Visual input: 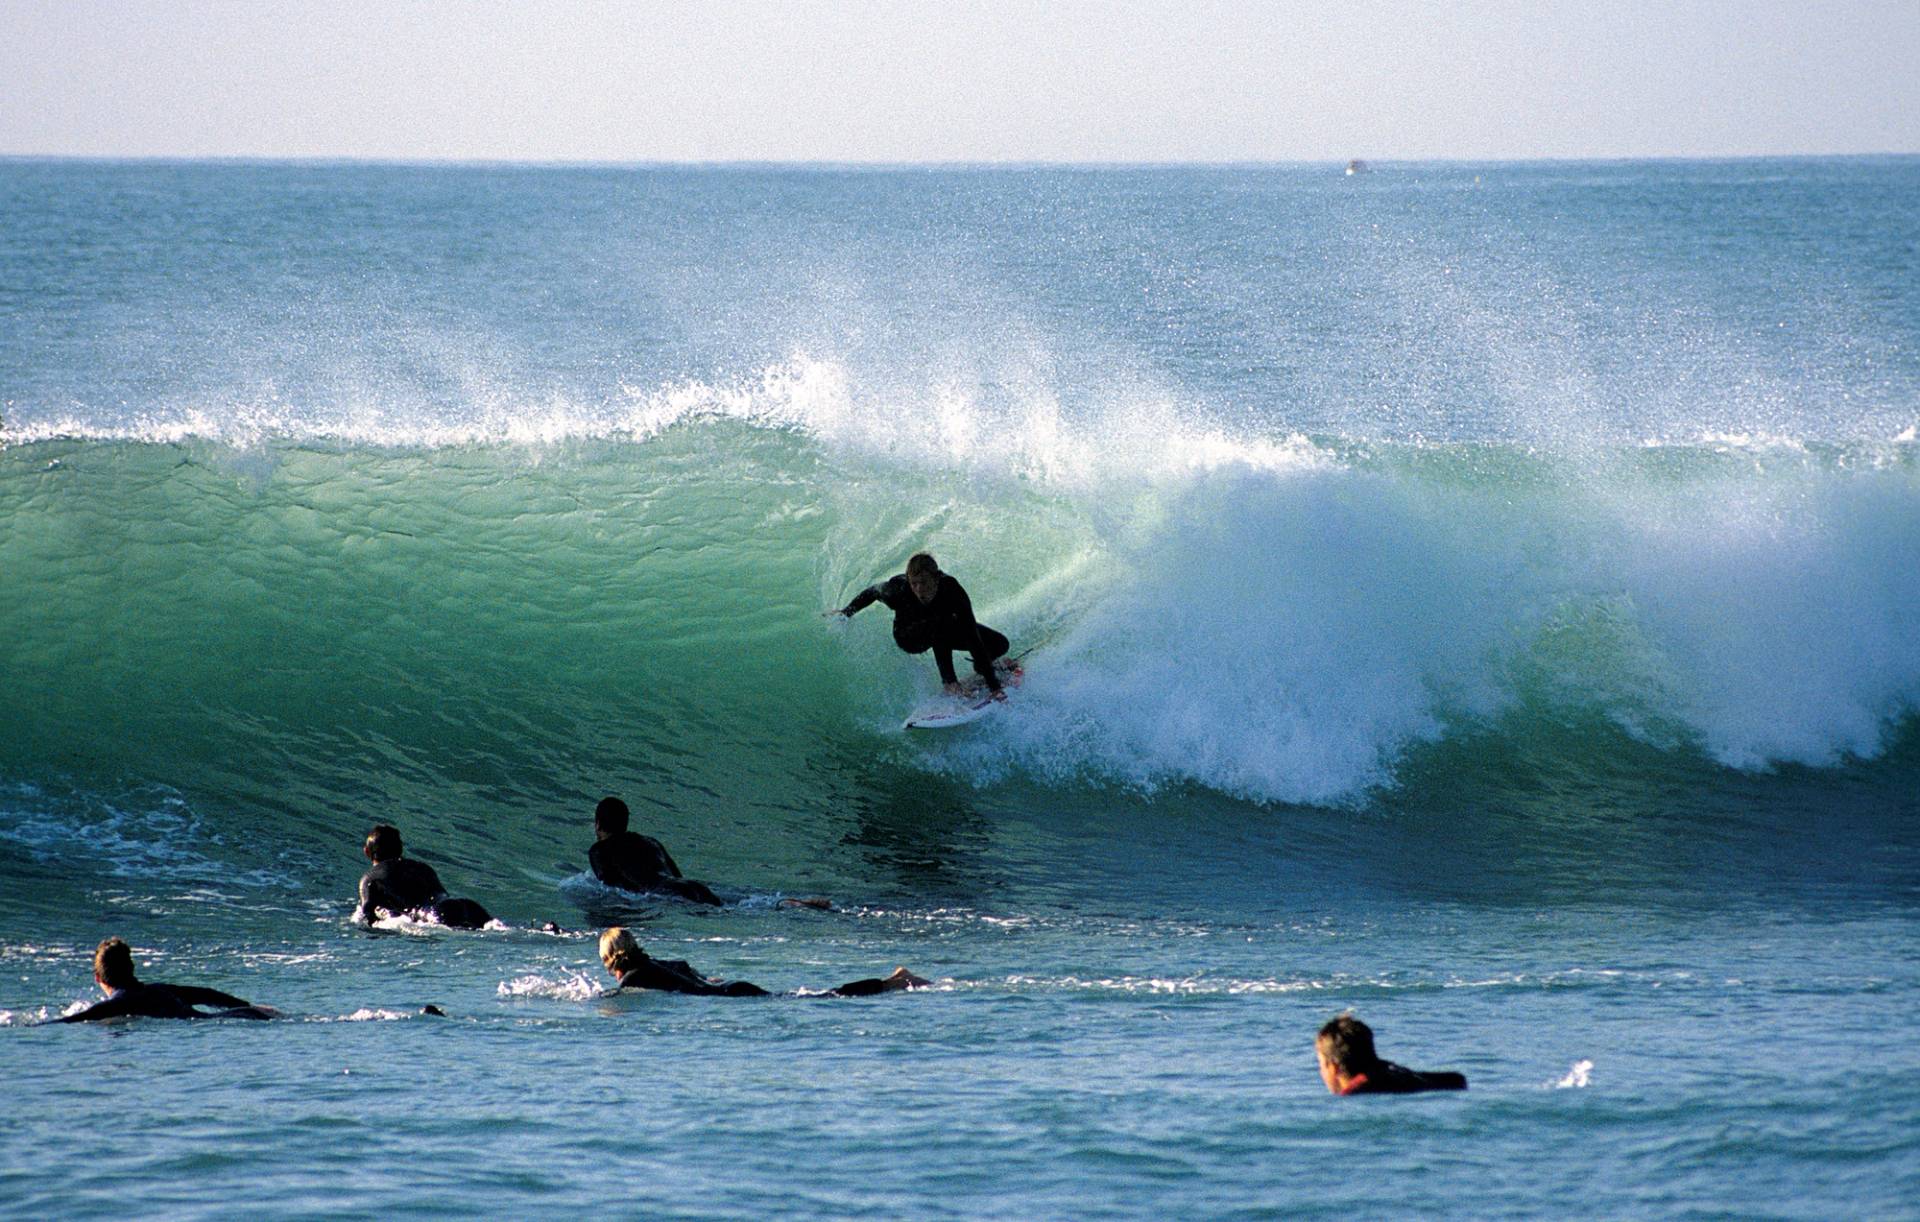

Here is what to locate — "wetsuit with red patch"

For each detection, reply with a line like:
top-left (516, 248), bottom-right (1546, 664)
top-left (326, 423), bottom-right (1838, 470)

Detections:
top-left (1337, 1061), bottom-right (1468, 1094)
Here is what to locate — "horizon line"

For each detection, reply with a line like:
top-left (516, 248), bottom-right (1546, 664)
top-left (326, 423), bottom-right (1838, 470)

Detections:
top-left (2, 150), bottom-right (1916, 172)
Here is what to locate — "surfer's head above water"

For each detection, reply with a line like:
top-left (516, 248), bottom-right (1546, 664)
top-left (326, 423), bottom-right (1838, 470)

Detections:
top-left (93, 937), bottom-right (136, 992)
top-left (598, 926), bottom-right (646, 975)
top-left (363, 824), bottom-right (403, 864)
top-left (1316, 1014), bottom-right (1379, 1082)
top-left (593, 796), bottom-right (629, 838)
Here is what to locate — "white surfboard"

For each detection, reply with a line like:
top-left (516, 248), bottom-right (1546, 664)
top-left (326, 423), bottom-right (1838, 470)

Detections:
top-left (903, 661), bottom-right (1024, 731)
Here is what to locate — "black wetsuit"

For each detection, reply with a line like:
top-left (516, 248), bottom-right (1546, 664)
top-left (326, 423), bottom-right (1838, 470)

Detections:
top-left (845, 573), bottom-right (1009, 689)
top-left (589, 831), bottom-right (724, 906)
top-left (357, 858), bottom-right (493, 929)
top-left (615, 956), bottom-right (902, 999)
top-left (50, 981), bottom-right (272, 1023)
top-left (1340, 1061), bottom-right (1468, 1095)
top-left (616, 957), bottom-right (770, 997)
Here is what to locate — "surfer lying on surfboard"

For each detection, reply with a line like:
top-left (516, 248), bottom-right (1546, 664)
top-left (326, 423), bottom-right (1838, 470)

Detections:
top-left (834, 552), bottom-right (1011, 698)
top-left (355, 824), bottom-right (495, 928)
top-left (599, 927), bottom-right (929, 998)
top-left (40, 937), bottom-right (279, 1023)
top-left (588, 796), bottom-right (831, 909)
top-left (589, 796), bottom-right (724, 905)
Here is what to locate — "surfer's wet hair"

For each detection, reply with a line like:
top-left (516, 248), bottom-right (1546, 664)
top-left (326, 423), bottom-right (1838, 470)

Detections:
top-left (93, 937), bottom-right (136, 990)
top-left (1317, 1014), bottom-right (1380, 1073)
top-left (593, 796), bottom-right (629, 834)
top-left (364, 824), bottom-right (403, 863)
top-left (599, 926), bottom-right (644, 974)
top-left (906, 552), bottom-right (939, 578)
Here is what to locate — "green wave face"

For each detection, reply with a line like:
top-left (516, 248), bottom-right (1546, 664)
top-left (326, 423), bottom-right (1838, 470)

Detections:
top-left (8, 416), bottom-right (1918, 844)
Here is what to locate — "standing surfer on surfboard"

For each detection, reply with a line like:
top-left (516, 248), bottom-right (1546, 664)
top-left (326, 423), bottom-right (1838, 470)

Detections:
top-left (835, 552), bottom-right (1011, 698)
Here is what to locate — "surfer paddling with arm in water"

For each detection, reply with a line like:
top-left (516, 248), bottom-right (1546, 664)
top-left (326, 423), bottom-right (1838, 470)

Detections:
top-left (598, 927), bottom-right (928, 998)
top-left (835, 552), bottom-right (1011, 698)
top-left (41, 938), bottom-right (278, 1023)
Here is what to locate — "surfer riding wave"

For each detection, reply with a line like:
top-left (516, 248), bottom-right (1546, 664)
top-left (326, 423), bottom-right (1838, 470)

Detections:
top-left (836, 552), bottom-right (1010, 697)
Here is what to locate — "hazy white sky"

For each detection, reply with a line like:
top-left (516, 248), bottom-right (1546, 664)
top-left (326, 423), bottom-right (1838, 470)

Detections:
top-left (3, 0), bottom-right (1916, 163)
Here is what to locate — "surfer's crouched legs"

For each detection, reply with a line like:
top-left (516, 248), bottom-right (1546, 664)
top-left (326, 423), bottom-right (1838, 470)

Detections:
top-left (968, 626), bottom-right (1010, 681)
top-left (892, 620), bottom-right (936, 655)
top-left (892, 622), bottom-right (1010, 685)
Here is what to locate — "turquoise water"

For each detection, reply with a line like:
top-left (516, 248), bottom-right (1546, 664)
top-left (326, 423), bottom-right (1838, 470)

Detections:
top-left (2, 158), bottom-right (1917, 1218)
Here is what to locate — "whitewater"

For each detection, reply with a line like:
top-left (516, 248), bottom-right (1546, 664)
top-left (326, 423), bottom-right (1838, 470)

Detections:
top-left (2, 157), bottom-right (1916, 1218)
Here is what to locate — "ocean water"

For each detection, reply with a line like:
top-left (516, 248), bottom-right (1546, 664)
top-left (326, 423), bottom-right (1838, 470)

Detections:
top-left (2, 157), bottom-right (1917, 1218)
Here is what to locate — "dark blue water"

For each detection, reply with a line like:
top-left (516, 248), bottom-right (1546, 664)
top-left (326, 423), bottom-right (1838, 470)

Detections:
top-left (2, 157), bottom-right (1917, 1218)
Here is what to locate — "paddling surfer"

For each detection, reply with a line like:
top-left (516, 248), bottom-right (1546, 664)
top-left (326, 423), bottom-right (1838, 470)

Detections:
top-left (587, 796), bottom-right (830, 909)
top-left (588, 797), bottom-right (724, 905)
top-left (598, 927), bottom-right (928, 998)
top-left (42, 937), bottom-right (278, 1023)
top-left (1315, 1014), bottom-right (1467, 1095)
top-left (354, 824), bottom-right (495, 928)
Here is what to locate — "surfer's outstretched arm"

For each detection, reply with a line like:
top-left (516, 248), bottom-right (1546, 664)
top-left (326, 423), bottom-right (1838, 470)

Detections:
top-left (354, 872), bottom-right (382, 923)
top-left (165, 983), bottom-right (253, 1010)
top-left (933, 644), bottom-right (962, 689)
top-left (838, 583), bottom-right (884, 617)
top-left (43, 993), bottom-right (150, 1024)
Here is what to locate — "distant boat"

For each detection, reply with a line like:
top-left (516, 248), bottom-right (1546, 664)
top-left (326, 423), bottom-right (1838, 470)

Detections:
top-left (1345, 159), bottom-right (1369, 176)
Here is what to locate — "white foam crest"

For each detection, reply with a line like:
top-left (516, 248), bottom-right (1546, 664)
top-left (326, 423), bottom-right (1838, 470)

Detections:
top-left (3, 354), bottom-right (1337, 488)
top-left (364, 912), bottom-right (509, 934)
top-left (1651, 431), bottom-right (1809, 454)
top-left (999, 973), bottom-right (1323, 996)
top-left (2, 360), bottom-right (825, 450)
top-left (333, 1008), bottom-right (416, 1023)
top-left (905, 437), bottom-right (1919, 800)
top-left (0, 1007), bottom-right (57, 1026)
top-left (0, 783), bottom-right (292, 887)
top-left (1552, 1059), bottom-right (1595, 1089)
top-left (5, 392), bottom-right (629, 450)
top-left (556, 869), bottom-right (725, 909)
top-left (930, 459), bottom-right (1528, 805)
top-left (1604, 466), bottom-right (1920, 767)
top-left (497, 972), bottom-right (603, 1002)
